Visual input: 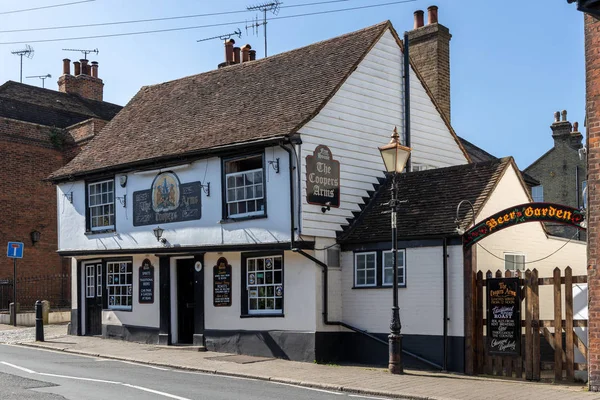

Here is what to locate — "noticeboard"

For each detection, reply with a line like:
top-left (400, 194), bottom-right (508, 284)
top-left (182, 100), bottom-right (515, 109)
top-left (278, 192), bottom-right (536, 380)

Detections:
top-left (139, 259), bottom-right (155, 304)
top-left (213, 257), bottom-right (232, 307)
top-left (486, 277), bottom-right (521, 356)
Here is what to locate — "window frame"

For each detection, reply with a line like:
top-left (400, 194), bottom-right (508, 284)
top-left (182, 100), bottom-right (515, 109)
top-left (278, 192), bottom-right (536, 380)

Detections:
top-left (86, 178), bottom-right (116, 233)
top-left (532, 185), bottom-right (543, 203)
top-left (354, 252), bottom-right (378, 288)
top-left (221, 153), bottom-right (267, 221)
top-left (240, 251), bottom-right (284, 318)
top-left (382, 249), bottom-right (406, 287)
top-left (106, 259), bottom-right (133, 311)
top-left (504, 252), bottom-right (526, 271)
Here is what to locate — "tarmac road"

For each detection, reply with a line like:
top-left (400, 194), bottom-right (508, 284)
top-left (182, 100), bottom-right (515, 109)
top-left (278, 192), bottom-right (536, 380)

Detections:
top-left (0, 344), bottom-right (397, 400)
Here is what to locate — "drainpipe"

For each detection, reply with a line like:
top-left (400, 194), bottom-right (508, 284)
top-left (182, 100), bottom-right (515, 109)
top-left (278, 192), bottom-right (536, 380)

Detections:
top-left (443, 237), bottom-right (449, 372)
top-left (279, 143), bottom-right (296, 249)
top-left (576, 165), bottom-right (581, 241)
top-left (404, 32), bottom-right (411, 172)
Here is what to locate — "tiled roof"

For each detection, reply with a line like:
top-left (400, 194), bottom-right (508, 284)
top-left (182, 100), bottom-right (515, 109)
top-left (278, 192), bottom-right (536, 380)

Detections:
top-left (339, 158), bottom-right (512, 243)
top-left (0, 81), bottom-right (122, 128)
top-left (49, 22), bottom-right (390, 181)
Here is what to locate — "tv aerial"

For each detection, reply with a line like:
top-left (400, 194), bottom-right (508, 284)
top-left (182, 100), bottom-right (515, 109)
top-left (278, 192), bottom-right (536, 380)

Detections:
top-left (26, 74), bottom-right (52, 88)
top-left (246, 0), bottom-right (281, 57)
top-left (11, 44), bottom-right (34, 83)
top-left (197, 28), bottom-right (242, 43)
top-left (62, 48), bottom-right (99, 60)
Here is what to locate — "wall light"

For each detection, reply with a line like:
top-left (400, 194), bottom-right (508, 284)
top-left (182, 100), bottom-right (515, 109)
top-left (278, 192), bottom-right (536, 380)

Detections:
top-left (64, 192), bottom-right (73, 204)
top-left (153, 226), bottom-right (166, 243)
top-left (30, 230), bottom-right (41, 246)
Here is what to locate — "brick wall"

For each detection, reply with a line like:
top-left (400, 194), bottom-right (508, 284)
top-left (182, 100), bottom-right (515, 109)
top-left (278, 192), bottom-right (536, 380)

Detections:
top-left (57, 70), bottom-right (104, 101)
top-left (0, 118), bottom-right (68, 306)
top-left (63, 118), bottom-right (108, 160)
top-left (585, 11), bottom-right (600, 391)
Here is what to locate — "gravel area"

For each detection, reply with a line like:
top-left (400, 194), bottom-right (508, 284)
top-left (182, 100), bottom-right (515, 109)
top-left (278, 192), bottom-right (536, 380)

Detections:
top-left (0, 324), bottom-right (69, 344)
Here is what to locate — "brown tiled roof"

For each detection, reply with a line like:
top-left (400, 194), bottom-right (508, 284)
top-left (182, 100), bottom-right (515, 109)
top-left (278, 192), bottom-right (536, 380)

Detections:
top-left (49, 22), bottom-right (390, 181)
top-left (339, 158), bottom-right (513, 243)
top-left (0, 81), bottom-right (122, 128)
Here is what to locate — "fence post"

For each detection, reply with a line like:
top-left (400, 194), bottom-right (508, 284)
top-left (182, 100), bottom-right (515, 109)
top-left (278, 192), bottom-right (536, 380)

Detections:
top-left (554, 267), bottom-right (563, 381)
top-left (565, 267), bottom-right (574, 381)
top-left (525, 269), bottom-right (533, 380)
top-left (476, 271), bottom-right (484, 374)
top-left (532, 268), bottom-right (540, 381)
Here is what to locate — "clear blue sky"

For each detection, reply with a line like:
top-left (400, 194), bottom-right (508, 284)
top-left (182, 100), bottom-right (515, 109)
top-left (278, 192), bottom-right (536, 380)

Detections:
top-left (0, 0), bottom-right (585, 169)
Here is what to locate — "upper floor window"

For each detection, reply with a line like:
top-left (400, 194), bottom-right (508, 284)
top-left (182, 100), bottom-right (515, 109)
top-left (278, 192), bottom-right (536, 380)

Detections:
top-left (504, 253), bottom-right (525, 271)
top-left (88, 180), bottom-right (115, 231)
top-left (224, 155), bottom-right (265, 218)
top-left (532, 185), bottom-right (543, 202)
top-left (382, 250), bottom-right (406, 286)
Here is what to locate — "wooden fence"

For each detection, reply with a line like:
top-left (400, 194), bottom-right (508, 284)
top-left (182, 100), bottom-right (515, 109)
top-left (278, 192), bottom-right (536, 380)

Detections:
top-left (475, 267), bottom-right (587, 381)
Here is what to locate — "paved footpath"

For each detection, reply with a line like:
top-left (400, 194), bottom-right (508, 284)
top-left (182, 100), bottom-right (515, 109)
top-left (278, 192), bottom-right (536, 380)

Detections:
top-left (0, 324), bottom-right (599, 400)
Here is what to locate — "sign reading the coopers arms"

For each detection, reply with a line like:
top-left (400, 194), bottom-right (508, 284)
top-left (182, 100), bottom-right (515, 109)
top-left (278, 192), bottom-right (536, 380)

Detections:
top-left (133, 172), bottom-right (202, 226)
top-left (305, 145), bottom-right (340, 207)
top-left (463, 203), bottom-right (585, 248)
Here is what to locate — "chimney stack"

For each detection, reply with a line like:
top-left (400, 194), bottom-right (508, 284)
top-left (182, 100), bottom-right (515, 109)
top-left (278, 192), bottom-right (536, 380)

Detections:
top-left (414, 10), bottom-right (424, 29)
top-left (551, 110), bottom-right (582, 150)
top-left (58, 58), bottom-right (104, 101)
top-left (407, 5), bottom-right (452, 121)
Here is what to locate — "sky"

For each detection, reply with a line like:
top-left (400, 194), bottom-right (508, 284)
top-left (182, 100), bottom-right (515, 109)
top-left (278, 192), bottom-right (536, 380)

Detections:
top-left (0, 0), bottom-right (585, 169)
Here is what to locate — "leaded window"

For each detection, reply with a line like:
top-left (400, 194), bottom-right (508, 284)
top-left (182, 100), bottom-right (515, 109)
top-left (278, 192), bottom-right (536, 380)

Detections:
top-left (107, 261), bottom-right (132, 310)
top-left (247, 255), bottom-right (283, 314)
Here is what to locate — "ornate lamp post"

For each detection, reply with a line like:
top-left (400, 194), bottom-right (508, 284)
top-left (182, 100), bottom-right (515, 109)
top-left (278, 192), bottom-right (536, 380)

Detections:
top-left (378, 126), bottom-right (412, 374)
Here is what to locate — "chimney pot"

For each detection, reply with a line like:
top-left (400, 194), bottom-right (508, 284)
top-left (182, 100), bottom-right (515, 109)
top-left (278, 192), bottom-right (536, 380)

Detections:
top-left (241, 44), bottom-right (252, 62)
top-left (427, 5), bottom-right (439, 24)
top-left (80, 59), bottom-right (89, 75)
top-left (73, 61), bottom-right (81, 76)
top-left (233, 47), bottom-right (241, 64)
top-left (574, 121), bottom-right (579, 132)
top-left (91, 61), bottom-right (99, 78)
top-left (62, 58), bottom-right (71, 75)
top-left (224, 39), bottom-right (235, 65)
top-left (561, 109), bottom-right (568, 122)
top-left (414, 10), bottom-right (424, 29)
top-left (249, 49), bottom-right (256, 61)
top-left (554, 111), bottom-right (561, 122)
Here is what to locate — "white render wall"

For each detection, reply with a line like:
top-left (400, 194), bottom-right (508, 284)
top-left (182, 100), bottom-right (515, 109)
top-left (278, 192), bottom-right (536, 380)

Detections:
top-left (340, 244), bottom-right (464, 337)
top-left (57, 146), bottom-right (292, 252)
top-left (204, 251), bottom-right (318, 332)
top-left (299, 29), bottom-right (467, 238)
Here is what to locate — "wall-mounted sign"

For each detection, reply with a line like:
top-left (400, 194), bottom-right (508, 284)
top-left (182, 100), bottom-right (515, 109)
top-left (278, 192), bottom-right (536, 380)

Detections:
top-left (213, 257), bottom-right (232, 307)
top-left (463, 202), bottom-right (586, 248)
top-left (487, 278), bottom-right (521, 356)
top-left (138, 259), bottom-right (154, 304)
top-left (306, 145), bottom-right (340, 207)
top-left (133, 172), bottom-right (202, 226)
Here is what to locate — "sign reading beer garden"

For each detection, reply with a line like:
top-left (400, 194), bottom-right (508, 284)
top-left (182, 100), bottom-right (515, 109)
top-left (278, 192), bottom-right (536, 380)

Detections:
top-left (463, 203), bottom-right (585, 248)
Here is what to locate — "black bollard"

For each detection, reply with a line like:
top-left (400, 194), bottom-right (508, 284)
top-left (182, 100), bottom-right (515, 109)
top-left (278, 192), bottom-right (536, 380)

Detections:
top-left (35, 300), bottom-right (44, 342)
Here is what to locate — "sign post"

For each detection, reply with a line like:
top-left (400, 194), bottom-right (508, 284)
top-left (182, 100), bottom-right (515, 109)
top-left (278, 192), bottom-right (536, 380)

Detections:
top-left (6, 242), bottom-right (24, 327)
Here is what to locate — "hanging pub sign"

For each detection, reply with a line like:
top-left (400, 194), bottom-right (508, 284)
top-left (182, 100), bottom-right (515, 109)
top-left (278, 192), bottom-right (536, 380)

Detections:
top-left (133, 172), bottom-right (203, 226)
top-left (138, 259), bottom-right (155, 304)
top-left (213, 257), bottom-right (232, 307)
top-left (486, 277), bottom-right (521, 356)
top-left (463, 202), bottom-right (586, 248)
top-left (305, 145), bottom-right (340, 207)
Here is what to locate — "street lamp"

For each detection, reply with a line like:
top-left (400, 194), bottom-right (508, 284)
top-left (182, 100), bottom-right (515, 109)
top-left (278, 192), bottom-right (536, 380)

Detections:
top-left (378, 126), bottom-right (412, 374)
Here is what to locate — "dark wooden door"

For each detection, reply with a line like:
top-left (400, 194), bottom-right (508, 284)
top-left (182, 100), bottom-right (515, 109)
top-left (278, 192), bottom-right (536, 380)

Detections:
top-left (177, 259), bottom-right (195, 344)
top-left (85, 262), bottom-right (103, 336)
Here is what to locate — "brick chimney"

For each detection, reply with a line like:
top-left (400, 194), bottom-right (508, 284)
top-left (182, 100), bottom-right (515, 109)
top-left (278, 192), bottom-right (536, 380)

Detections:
top-left (57, 58), bottom-right (104, 101)
top-left (407, 5), bottom-right (452, 121)
top-left (550, 110), bottom-right (582, 150)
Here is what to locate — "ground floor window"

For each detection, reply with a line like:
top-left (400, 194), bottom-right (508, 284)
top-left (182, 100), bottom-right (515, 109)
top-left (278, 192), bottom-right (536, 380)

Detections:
top-left (242, 253), bottom-right (283, 315)
top-left (504, 253), bottom-right (525, 271)
top-left (107, 261), bottom-right (133, 310)
top-left (353, 249), bottom-right (407, 289)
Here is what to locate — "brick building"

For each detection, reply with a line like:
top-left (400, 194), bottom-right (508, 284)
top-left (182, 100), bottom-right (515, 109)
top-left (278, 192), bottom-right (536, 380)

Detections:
top-left (524, 110), bottom-right (586, 239)
top-left (0, 59), bottom-right (121, 309)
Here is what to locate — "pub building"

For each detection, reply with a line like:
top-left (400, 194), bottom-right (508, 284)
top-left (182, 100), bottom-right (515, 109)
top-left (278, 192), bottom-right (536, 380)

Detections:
top-left (49, 20), bottom-right (586, 371)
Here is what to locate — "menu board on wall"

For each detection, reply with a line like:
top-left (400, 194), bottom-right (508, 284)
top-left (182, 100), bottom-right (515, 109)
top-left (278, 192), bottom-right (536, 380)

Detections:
top-left (486, 277), bottom-right (521, 356)
top-left (213, 257), bottom-right (232, 307)
top-left (139, 259), bottom-right (154, 304)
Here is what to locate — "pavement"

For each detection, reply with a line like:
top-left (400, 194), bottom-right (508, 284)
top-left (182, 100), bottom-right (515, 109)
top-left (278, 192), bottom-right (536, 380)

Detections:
top-left (1, 323), bottom-right (599, 400)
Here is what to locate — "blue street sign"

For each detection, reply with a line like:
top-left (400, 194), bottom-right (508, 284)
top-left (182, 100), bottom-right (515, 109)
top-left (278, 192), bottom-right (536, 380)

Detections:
top-left (7, 242), bottom-right (24, 259)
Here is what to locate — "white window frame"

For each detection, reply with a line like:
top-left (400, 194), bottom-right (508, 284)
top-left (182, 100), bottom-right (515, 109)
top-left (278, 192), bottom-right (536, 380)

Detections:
top-left (532, 185), bottom-right (543, 202)
top-left (504, 253), bottom-right (526, 271)
top-left (246, 255), bottom-right (283, 315)
top-left (88, 179), bottom-right (115, 231)
top-left (85, 264), bottom-right (95, 298)
top-left (382, 250), bottom-right (406, 287)
top-left (354, 252), bottom-right (377, 287)
top-left (106, 261), bottom-right (132, 311)
top-left (224, 155), bottom-right (265, 219)
top-left (96, 263), bottom-right (102, 298)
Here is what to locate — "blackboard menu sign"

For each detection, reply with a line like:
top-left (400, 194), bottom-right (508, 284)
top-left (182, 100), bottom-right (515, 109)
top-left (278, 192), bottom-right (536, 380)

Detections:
top-left (306, 145), bottom-right (340, 208)
top-left (133, 172), bottom-right (202, 226)
top-left (213, 257), bottom-right (232, 307)
top-left (139, 259), bottom-right (154, 304)
top-left (487, 277), bottom-right (521, 356)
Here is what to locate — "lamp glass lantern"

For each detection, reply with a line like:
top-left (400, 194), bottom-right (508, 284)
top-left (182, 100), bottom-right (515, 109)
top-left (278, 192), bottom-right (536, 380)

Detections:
top-left (30, 230), bottom-right (41, 245)
top-left (153, 226), bottom-right (164, 242)
top-left (378, 127), bottom-right (412, 173)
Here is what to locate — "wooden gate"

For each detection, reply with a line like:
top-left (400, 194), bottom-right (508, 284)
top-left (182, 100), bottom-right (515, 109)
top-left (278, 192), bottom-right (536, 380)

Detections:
top-left (474, 267), bottom-right (587, 381)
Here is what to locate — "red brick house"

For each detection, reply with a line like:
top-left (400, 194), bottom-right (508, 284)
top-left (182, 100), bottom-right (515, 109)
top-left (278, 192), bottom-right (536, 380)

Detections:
top-left (0, 59), bottom-right (121, 309)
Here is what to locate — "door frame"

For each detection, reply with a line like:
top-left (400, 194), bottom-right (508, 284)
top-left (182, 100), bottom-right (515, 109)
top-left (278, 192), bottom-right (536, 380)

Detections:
top-left (81, 259), bottom-right (102, 336)
top-left (169, 254), bottom-right (205, 345)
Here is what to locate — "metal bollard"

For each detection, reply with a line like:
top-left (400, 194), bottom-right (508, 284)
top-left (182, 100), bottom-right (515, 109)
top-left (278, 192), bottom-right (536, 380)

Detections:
top-left (35, 300), bottom-right (44, 342)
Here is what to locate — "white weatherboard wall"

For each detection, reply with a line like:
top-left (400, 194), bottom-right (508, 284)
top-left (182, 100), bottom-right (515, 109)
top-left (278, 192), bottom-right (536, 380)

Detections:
top-left (341, 245), bottom-right (464, 337)
top-left (204, 251), bottom-right (318, 332)
top-left (299, 29), bottom-right (467, 238)
top-left (57, 146), bottom-right (290, 252)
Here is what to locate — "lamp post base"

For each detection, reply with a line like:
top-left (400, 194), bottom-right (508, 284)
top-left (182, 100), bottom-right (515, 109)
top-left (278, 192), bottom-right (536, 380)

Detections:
top-left (388, 333), bottom-right (403, 374)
